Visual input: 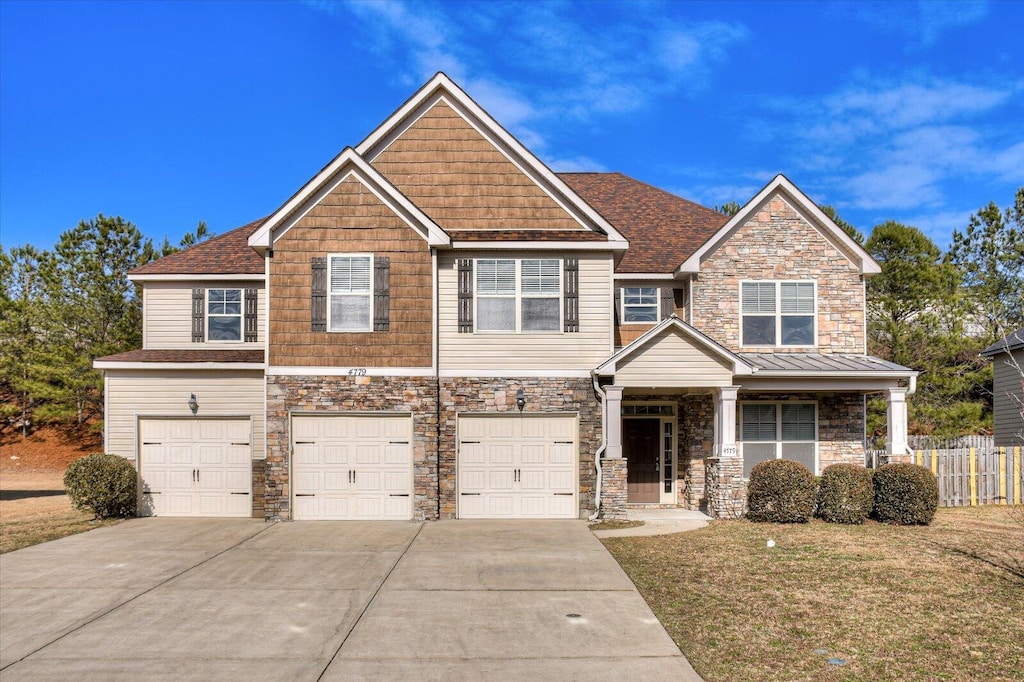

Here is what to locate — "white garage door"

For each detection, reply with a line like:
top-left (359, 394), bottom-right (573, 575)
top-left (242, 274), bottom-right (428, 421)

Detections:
top-left (291, 415), bottom-right (413, 520)
top-left (458, 415), bottom-right (577, 519)
top-left (139, 418), bottom-right (252, 517)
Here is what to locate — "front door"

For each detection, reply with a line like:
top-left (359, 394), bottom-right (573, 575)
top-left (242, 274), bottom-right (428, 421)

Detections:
top-left (624, 418), bottom-right (660, 503)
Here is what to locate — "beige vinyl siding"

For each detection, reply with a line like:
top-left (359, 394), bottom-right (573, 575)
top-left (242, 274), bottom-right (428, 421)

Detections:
top-left (992, 349), bottom-right (1024, 447)
top-left (438, 251), bottom-right (613, 371)
top-left (615, 328), bottom-right (733, 387)
top-left (143, 282), bottom-right (266, 349)
top-left (105, 370), bottom-right (265, 460)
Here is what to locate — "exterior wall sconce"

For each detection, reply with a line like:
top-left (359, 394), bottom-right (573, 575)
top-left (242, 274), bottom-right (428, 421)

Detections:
top-left (188, 393), bottom-right (199, 415)
top-left (516, 387), bottom-right (526, 412)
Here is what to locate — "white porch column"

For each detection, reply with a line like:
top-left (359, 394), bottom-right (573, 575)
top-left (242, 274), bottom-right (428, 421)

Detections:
top-left (714, 386), bottom-right (739, 458)
top-left (886, 387), bottom-right (909, 457)
top-left (604, 385), bottom-right (624, 459)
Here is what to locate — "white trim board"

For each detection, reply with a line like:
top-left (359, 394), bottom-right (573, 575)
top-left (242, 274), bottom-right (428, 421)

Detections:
top-left (130, 273), bottom-right (266, 283)
top-left (266, 367), bottom-right (435, 377)
top-left (95, 362), bottom-right (266, 371)
top-left (451, 240), bottom-right (626, 251)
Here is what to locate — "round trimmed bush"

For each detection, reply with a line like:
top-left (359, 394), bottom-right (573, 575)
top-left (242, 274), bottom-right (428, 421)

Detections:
top-left (816, 463), bottom-right (874, 524)
top-left (63, 453), bottom-right (137, 519)
top-left (872, 463), bottom-right (938, 525)
top-left (746, 459), bottom-right (817, 523)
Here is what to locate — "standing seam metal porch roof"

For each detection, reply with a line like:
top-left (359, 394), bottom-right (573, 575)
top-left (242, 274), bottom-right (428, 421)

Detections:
top-left (739, 353), bottom-right (915, 375)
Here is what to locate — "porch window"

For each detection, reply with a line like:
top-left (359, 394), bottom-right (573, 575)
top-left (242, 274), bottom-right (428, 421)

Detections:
top-left (622, 287), bottom-right (659, 322)
top-left (328, 254), bottom-right (372, 331)
top-left (741, 281), bottom-right (815, 346)
top-left (740, 402), bottom-right (817, 477)
top-left (476, 258), bottom-right (561, 332)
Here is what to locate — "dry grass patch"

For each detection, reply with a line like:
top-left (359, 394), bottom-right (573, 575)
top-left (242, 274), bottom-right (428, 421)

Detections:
top-left (1, 510), bottom-right (119, 554)
top-left (603, 507), bottom-right (1024, 681)
top-left (588, 519), bottom-right (645, 530)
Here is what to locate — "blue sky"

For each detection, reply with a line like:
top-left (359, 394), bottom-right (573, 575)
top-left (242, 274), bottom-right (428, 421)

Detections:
top-left (1, 0), bottom-right (1021, 252)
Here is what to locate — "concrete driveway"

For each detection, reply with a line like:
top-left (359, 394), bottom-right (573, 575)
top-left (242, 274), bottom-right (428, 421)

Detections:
top-left (0, 518), bottom-right (700, 680)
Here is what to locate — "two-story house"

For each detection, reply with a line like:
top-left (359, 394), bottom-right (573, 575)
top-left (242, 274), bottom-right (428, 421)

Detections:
top-left (94, 73), bottom-right (917, 521)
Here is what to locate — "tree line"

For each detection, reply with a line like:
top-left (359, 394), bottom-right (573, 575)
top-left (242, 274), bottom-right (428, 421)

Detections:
top-left (2, 190), bottom-right (1022, 442)
top-left (0, 217), bottom-right (211, 437)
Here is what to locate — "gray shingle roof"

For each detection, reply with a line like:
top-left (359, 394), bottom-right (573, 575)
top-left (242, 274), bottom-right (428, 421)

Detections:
top-left (740, 353), bottom-right (914, 375)
top-left (980, 328), bottom-right (1024, 357)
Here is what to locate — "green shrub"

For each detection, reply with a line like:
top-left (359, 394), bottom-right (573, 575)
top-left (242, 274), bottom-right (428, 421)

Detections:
top-left (746, 459), bottom-right (817, 523)
top-left (816, 463), bottom-right (874, 524)
top-left (872, 463), bottom-right (938, 525)
top-left (63, 454), bottom-right (138, 519)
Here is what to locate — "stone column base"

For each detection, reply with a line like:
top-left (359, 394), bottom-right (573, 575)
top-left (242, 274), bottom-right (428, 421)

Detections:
top-left (706, 456), bottom-right (745, 519)
top-left (599, 458), bottom-right (628, 519)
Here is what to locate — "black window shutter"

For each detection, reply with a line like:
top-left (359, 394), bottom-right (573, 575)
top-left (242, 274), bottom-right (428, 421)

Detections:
top-left (613, 287), bottom-right (621, 326)
top-left (244, 288), bottom-right (258, 342)
top-left (373, 256), bottom-right (390, 332)
top-left (192, 288), bottom-right (205, 342)
top-left (661, 287), bottom-right (675, 320)
top-left (458, 258), bottom-right (473, 333)
top-left (311, 257), bottom-right (327, 332)
top-left (563, 257), bottom-right (579, 332)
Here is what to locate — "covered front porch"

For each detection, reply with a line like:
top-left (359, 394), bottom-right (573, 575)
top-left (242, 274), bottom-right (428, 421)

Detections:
top-left (593, 317), bottom-right (917, 519)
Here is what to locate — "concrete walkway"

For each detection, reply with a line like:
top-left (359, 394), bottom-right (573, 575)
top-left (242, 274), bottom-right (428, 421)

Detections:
top-left (0, 518), bottom-right (701, 680)
top-left (591, 508), bottom-right (712, 538)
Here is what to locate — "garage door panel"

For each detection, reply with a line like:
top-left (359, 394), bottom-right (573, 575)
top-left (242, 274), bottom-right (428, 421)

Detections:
top-left (356, 444), bottom-right (382, 466)
top-left (323, 445), bottom-right (349, 465)
top-left (291, 415), bottom-right (413, 520)
top-left (457, 416), bottom-right (577, 519)
top-left (168, 446), bottom-right (192, 466)
top-left (294, 444), bottom-right (319, 466)
top-left (164, 494), bottom-right (194, 515)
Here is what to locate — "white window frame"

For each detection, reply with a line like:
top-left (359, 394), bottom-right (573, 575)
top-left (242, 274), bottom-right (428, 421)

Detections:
top-left (620, 286), bottom-right (660, 324)
top-left (739, 280), bottom-right (817, 347)
top-left (738, 401), bottom-right (819, 475)
top-left (206, 288), bottom-right (243, 343)
top-left (474, 258), bottom-right (562, 334)
top-left (327, 253), bottom-right (373, 333)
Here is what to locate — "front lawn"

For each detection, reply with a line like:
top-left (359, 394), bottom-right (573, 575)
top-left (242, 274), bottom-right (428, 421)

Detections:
top-left (602, 507), bottom-right (1024, 681)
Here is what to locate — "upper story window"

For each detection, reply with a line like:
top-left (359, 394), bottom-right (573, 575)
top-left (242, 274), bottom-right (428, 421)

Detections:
top-left (622, 286), bottom-right (659, 322)
top-left (740, 402), bottom-right (817, 476)
top-left (207, 289), bottom-right (242, 341)
top-left (476, 258), bottom-right (561, 332)
top-left (329, 254), bottom-right (372, 332)
top-left (741, 281), bottom-right (815, 346)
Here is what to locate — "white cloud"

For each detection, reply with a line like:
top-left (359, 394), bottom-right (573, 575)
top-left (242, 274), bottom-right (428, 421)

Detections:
top-left (850, 0), bottom-right (989, 49)
top-left (305, 0), bottom-right (748, 152)
top-left (544, 155), bottom-right (609, 173)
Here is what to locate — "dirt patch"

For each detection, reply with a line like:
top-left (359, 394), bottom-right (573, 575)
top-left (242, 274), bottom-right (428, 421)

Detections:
top-left (0, 425), bottom-right (101, 473)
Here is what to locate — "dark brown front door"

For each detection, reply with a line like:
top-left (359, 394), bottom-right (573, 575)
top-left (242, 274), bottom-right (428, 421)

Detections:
top-left (624, 418), bottom-right (660, 503)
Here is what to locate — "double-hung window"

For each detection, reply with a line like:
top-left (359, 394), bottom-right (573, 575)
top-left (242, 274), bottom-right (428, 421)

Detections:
top-left (207, 289), bottom-right (242, 341)
top-left (740, 402), bottom-right (817, 477)
top-left (329, 254), bottom-right (372, 332)
top-left (476, 258), bottom-right (561, 332)
top-left (622, 287), bottom-right (659, 322)
top-left (741, 281), bottom-right (815, 346)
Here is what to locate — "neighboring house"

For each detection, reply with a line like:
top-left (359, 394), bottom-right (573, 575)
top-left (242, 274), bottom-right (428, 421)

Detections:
top-left (981, 328), bottom-right (1024, 447)
top-left (94, 73), bottom-right (917, 521)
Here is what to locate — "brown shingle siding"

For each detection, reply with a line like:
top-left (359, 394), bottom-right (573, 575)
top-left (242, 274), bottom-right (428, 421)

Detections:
top-left (270, 175), bottom-right (433, 368)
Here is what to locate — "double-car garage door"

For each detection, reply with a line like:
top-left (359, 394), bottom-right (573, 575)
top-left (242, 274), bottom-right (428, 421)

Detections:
top-left (458, 415), bottom-right (578, 519)
top-left (138, 418), bottom-right (252, 517)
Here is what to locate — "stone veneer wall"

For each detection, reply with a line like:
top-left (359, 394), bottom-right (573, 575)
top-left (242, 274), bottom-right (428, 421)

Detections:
top-left (599, 458), bottom-right (628, 519)
top-left (740, 392), bottom-right (866, 471)
top-left (691, 191), bottom-right (865, 354)
top-left (439, 378), bottom-right (600, 519)
top-left (251, 461), bottom-right (266, 519)
top-left (680, 394), bottom-right (715, 510)
top-left (265, 376), bottom-right (439, 521)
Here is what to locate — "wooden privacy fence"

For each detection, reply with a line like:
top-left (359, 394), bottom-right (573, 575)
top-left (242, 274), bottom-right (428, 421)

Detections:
top-left (914, 446), bottom-right (1023, 507)
top-left (866, 443), bottom-right (1023, 507)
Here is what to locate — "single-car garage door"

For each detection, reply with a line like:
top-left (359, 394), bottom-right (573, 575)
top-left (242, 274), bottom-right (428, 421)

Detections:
top-left (458, 415), bottom-right (577, 519)
top-left (138, 418), bottom-right (253, 517)
top-left (292, 415), bottom-right (413, 520)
